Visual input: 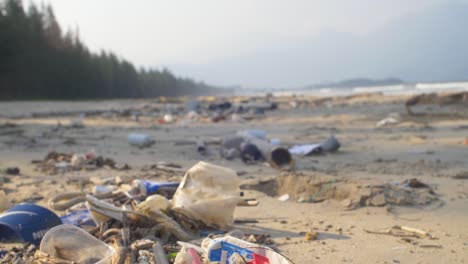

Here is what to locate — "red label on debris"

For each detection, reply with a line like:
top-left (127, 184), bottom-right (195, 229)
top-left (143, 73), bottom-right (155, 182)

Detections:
top-left (250, 253), bottom-right (270, 264)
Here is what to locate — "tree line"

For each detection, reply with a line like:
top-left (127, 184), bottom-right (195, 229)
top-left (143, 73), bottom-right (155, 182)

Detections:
top-left (0, 0), bottom-right (223, 100)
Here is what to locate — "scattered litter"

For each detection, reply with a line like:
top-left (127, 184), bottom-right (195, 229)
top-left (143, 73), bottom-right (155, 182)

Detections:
top-left (135, 194), bottom-right (172, 214)
top-left (245, 137), bottom-right (293, 169)
top-left (419, 244), bottom-right (442, 249)
top-left (377, 117), bottom-right (400, 127)
top-left (278, 194), bottom-right (290, 202)
top-left (221, 134), bottom-right (294, 169)
top-left (289, 135), bottom-right (341, 155)
top-left (269, 138), bottom-right (281, 145)
top-left (69, 118), bottom-right (85, 128)
top-left (452, 171), bottom-right (468, 180)
top-left (3, 167), bottom-right (20, 175)
top-left (196, 139), bottom-right (207, 155)
top-left (305, 230), bottom-right (318, 241)
top-left (403, 178), bottom-right (429, 188)
top-left (163, 113), bottom-right (175, 123)
top-left (364, 225), bottom-right (435, 239)
top-left (131, 179), bottom-right (180, 197)
top-left (60, 209), bottom-right (96, 228)
top-left (289, 144), bottom-right (322, 156)
top-left (35, 151), bottom-right (127, 174)
top-left (128, 133), bottom-right (155, 148)
top-left (243, 233), bottom-right (275, 245)
top-left (93, 185), bottom-right (118, 195)
top-left (320, 135), bottom-right (341, 152)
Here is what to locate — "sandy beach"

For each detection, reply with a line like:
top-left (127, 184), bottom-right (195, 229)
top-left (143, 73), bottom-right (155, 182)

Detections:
top-left (0, 93), bottom-right (467, 263)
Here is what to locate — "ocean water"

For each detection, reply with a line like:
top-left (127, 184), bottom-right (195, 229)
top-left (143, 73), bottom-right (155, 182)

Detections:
top-left (272, 81), bottom-right (468, 97)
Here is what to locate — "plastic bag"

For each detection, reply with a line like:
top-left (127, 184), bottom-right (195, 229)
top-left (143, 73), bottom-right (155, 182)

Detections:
top-left (172, 161), bottom-right (241, 229)
top-left (174, 246), bottom-right (203, 264)
top-left (135, 194), bottom-right (172, 213)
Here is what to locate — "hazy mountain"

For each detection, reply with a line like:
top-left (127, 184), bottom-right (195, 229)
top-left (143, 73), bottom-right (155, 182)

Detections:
top-left (169, 2), bottom-right (468, 88)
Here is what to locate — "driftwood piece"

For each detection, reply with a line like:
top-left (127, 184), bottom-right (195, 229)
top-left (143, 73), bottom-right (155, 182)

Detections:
top-left (364, 225), bottom-right (435, 239)
top-left (394, 225), bottom-right (435, 239)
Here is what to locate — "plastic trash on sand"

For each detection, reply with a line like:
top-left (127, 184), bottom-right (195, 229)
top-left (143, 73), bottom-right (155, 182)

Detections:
top-left (376, 117), bottom-right (400, 127)
top-left (164, 113), bottom-right (176, 123)
top-left (131, 179), bottom-right (180, 196)
top-left (289, 135), bottom-right (340, 155)
top-left (202, 235), bottom-right (290, 264)
top-left (128, 133), bottom-right (154, 148)
top-left (135, 194), bottom-right (172, 213)
top-left (319, 135), bottom-right (340, 152)
top-left (0, 203), bottom-right (62, 245)
top-left (172, 161), bottom-right (241, 229)
top-left (174, 246), bottom-right (203, 264)
top-left (60, 209), bottom-right (96, 229)
top-left (40, 224), bottom-right (114, 264)
top-left (289, 144), bottom-right (322, 156)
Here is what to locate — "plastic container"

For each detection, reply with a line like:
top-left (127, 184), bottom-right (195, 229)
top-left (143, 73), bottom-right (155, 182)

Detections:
top-left (289, 144), bottom-right (322, 156)
top-left (172, 162), bottom-right (241, 229)
top-left (269, 138), bottom-right (281, 146)
top-left (93, 185), bottom-right (118, 195)
top-left (240, 142), bottom-right (264, 163)
top-left (247, 138), bottom-right (293, 169)
top-left (319, 135), bottom-right (341, 152)
top-left (0, 203), bottom-right (62, 245)
top-left (40, 224), bottom-right (114, 264)
top-left (128, 133), bottom-right (154, 147)
top-left (132, 180), bottom-right (180, 196)
top-left (196, 139), bottom-right (207, 155)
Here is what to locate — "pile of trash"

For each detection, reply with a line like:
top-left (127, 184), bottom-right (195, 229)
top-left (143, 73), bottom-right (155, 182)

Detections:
top-left (0, 161), bottom-right (292, 264)
top-left (159, 97), bottom-right (279, 125)
top-left (219, 130), bottom-right (340, 170)
top-left (220, 130), bottom-right (293, 170)
top-left (34, 150), bottom-right (130, 175)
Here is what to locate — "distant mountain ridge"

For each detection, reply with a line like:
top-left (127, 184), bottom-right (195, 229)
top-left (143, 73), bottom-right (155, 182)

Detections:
top-left (170, 2), bottom-right (468, 88)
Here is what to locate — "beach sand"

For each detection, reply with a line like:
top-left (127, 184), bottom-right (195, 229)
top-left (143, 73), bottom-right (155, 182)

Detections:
top-left (0, 94), bottom-right (467, 263)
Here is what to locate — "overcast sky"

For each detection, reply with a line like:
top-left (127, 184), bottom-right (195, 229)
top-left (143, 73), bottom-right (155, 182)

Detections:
top-left (29, 1), bottom-right (452, 63)
top-left (28, 0), bottom-right (464, 86)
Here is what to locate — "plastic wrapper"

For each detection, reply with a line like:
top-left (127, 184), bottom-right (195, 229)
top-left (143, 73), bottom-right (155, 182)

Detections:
top-left (202, 235), bottom-right (290, 264)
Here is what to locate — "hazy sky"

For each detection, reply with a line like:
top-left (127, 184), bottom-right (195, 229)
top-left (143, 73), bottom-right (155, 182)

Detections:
top-left (28, 0), bottom-right (465, 87)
